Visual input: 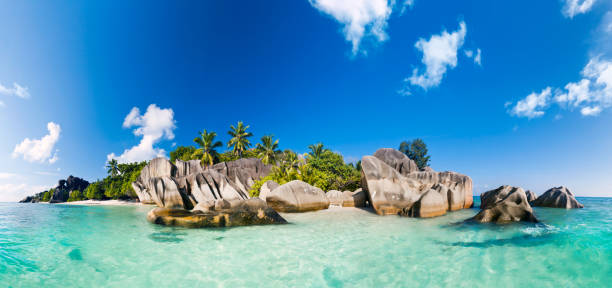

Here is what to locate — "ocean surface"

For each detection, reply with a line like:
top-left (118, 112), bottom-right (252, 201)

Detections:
top-left (0, 197), bottom-right (610, 287)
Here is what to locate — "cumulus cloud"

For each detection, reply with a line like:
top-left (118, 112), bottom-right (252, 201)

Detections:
top-left (309, 0), bottom-right (399, 55)
top-left (0, 82), bottom-right (30, 99)
top-left (510, 87), bottom-right (552, 119)
top-left (12, 122), bottom-right (61, 164)
top-left (408, 21), bottom-right (467, 90)
top-left (562, 0), bottom-right (596, 18)
top-left (107, 104), bottom-right (176, 164)
top-left (508, 57), bottom-right (612, 118)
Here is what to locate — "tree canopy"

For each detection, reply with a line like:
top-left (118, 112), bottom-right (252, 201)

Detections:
top-left (399, 139), bottom-right (431, 170)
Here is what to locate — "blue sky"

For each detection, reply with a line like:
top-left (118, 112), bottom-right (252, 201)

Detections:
top-left (1, 0), bottom-right (611, 201)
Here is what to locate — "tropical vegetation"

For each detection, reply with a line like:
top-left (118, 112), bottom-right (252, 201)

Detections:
top-left (399, 138), bottom-right (431, 170)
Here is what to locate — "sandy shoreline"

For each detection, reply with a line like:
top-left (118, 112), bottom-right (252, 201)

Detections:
top-left (60, 200), bottom-right (153, 206)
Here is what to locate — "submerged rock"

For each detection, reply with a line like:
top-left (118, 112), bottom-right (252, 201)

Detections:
top-left (470, 185), bottom-right (538, 224)
top-left (531, 187), bottom-right (583, 208)
top-left (266, 180), bottom-right (330, 212)
top-left (360, 149), bottom-right (473, 217)
top-left (147, 198), bottom-right (287, 228)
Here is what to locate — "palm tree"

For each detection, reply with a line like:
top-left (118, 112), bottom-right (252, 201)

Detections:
top-left (256, 135), bottom-right (280, 165)
top-left (106, 159), bottom-right (119, 177)
top-left (227, 121), bottom-right (253, 157)
top-left (307, 143), bottom-right (328, 160)
top-left (193, 129), bottom-right (223, 166)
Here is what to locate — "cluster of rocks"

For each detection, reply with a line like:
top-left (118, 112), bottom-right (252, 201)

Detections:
top-left (19, 175), bottom-right (89, 203)
top-left (360, 148), bottom-right (473, 218)
top-left (139, 148), bottom-right (584, 228)
top-left (469, 185), bottom-right (584, 224)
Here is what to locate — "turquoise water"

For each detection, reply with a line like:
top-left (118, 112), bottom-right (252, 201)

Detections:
top-left (0, 197), bottom-right (610, 287)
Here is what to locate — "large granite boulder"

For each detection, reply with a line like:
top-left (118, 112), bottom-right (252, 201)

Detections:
top-left (147, 198), bottom-right (287, 228)
top-left (531, 187), bottom-right (584, 208)
top-left (265, 180), bottom-right (330, 212)
top-left (175, 169), bottom-right (248, 204)
top-left (373, 148), bottom-right (419, 175)
top-left (175, 159), bottom-right (203, 178)
top-left (211, 158), bottom-right (272, 194)
top-left (360, 149), bottom-right (473, 217)
top-left (326, 189), bottom-right (367, 207)
top-left (470, 185), bottom-right (538, 224)
top-left (525, 190), bottom-right (537, 202)
top-left (132, 158), bottom-right (188, 208)
top-left (258, 180), bottom-right (280, 202)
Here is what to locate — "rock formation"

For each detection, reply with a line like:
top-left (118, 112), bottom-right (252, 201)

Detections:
top-left (20, 175), bottom-right (89, 203)
top-left (470, 185), bottom-right (538, 224)
top-left (531, 187), bottom-right (584, 208)
top-left (525, 190), bottom-right (537, 202)
top-left (265, 180), bottom-right (330, 212)
top-left (132, 157), bottom-right (272, 209)
top-left (147, 198), bottom-right (287, 228)
top-left (258, 180), bottom-right (279, 202)
top-left (325, 189), bottom-right (366, 207)
top-left (360, 148), bottom-right (473, 217)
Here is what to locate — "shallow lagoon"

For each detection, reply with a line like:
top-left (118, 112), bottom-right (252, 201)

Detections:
top-left (1, 197), bottom-right (610, 287)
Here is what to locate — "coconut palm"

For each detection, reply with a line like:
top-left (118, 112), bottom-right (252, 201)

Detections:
top-left (193, 130), bottom-right (223, 166)
top-left (256, 135), bottom-right (280, 165)
top-left (307, 143), bottom-right (328, 160)
top-left (106, 159), bottom-right (119, 177)
top-left (227, 121), bottom-right (253, 157)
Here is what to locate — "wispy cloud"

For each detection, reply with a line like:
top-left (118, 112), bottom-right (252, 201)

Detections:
top-left (107, 104), bottom-right (176, 164)
top-left (0, 183), bottom-right (49, 202)
top-left (408, 21), bottom-right (467, 90)
top-left (0, 82), bottom-right (30, 99)
top-left (562, 0), bottom-right (596, 18)
top-left (509, 87), bottom-right (552, 119)
top-left (12, 122), bottom-right (61, 164)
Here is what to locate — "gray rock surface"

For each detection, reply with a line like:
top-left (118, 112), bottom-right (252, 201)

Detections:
top-left (211, 158), bottom-right (272, 194)
top-left (470, 185), bottom-right (538, 224)
top-left (266, 180), bottom-right (330, 212)
top-left (147, 198), bottom-right (287, 228)
top-left (531, 187), bottom-right (584, 208)
top-left (360, 149), bottom-right (473, 217)
top-left (373, 148), bottom-right (419, 175)
top-left (258, 180), bottom-right (279, 202)
top-left (525, 190), bottom-right (537, 202)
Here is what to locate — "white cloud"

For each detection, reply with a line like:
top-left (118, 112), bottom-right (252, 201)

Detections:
top-left (508, 57), bottom-right (612, 118)
top-left (474, 48), bottom-right (482, 66)
top-left (309, 0), bottom-right (396, 55)
top-left (510, 87), bottom-right (552, 119)
top-left (0, 100), bottom-right (4, 107)
top-left (580, 106), bottom-right (602, 116)
top-left (107, 104), bottom-right (176, 164)
top-left (562, 0), bottom-right (596, 18)
top-left (464, 48), bottom-right (482, 66)
top-left (0, 183), bottom-right (49, 202)
top-left (0, 173), bottom-right (19, 180)
top-left (0, 82), bottom-right (30, 99)
top-left (12, 122), bottom-right (61, 164)
top-left (408, 21), bottom-right (467, 89)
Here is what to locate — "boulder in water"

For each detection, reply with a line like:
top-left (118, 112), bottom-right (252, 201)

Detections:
top-left (531, 187), bottom-right (583, 208)
top-left (470, 185), bottom-right (538, 224)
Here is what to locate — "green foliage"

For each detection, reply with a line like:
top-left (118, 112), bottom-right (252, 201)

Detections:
top-left (307, 143), bottom-right (329, 160)
top-left (170, 146), bottom-right (198, 162)
top-left (86, 161), bottom-right (147, 200)
top-left (399, 139), bottom-right (431, 170)
top-left (250, 148), bottom-right (361, 196)
top-left (193, 129), bottom-right (223, 166)
top-left (84, 182), bottom-right (105, 200)
top-left (42, 189), bottom-right (53, 202)
top-left (227, 121), bottom-right (253, 157)
top-left (218, 149), bottom-right (258, 162)
top-left (255, 135), bottom-right (280, 165)
top-left (67, 190), bottom-right (85, 202)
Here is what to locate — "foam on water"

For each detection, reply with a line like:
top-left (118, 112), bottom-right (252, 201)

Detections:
top-left (0, 198), bottom-right (610, 287)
